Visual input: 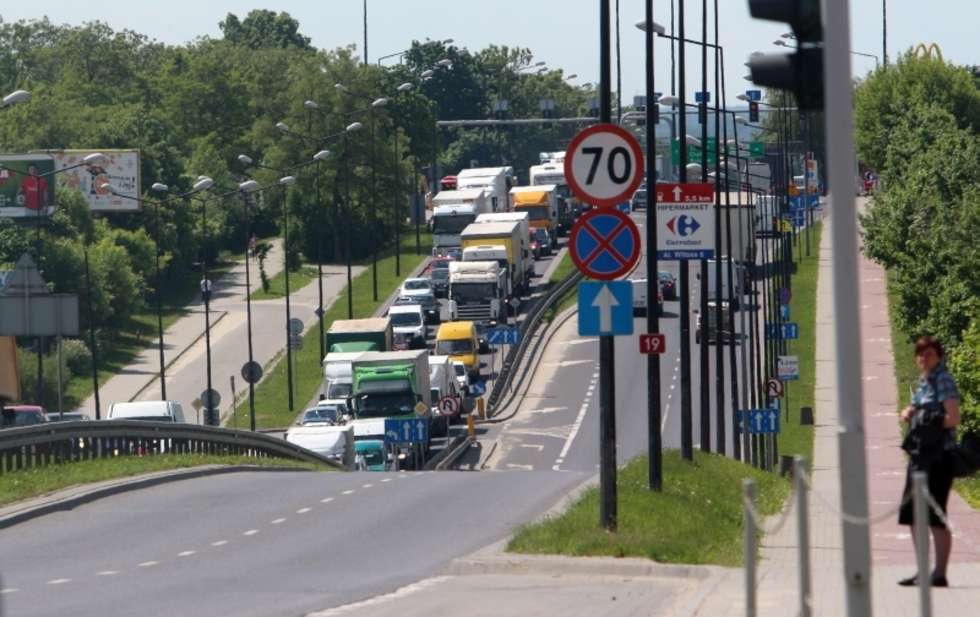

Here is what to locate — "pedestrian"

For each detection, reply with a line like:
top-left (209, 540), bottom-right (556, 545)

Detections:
top-left (898, 335), bottom-right (961, 587)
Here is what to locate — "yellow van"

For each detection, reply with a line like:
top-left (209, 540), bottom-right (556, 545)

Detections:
top-left (435, 321), bottom-right (484, 378)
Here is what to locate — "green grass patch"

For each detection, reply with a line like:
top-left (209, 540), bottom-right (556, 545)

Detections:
top-left (229, 232), bottom-right (432, 429)
top-left (778, 222), bottom-right (822, 464)
top-left (61, 259), bottom-right (233, 408)
top-left (0, 453), bottom-right (329, 507)
top-left (541, 251), bottom-right (578, 323)
top-left (508, 451), bottom-right (788, 566)
top-left (251, 266), bottom-right (318, 301)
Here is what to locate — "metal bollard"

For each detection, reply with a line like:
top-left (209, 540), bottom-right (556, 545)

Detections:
top-left (467, 414), bottom-right (476, 438)
top-left (477, 398), bottom-right (486, 419)
top-left (795, 457), bottom-right (812, 617)
top-left (743, 478), bottom-right (757, 617)
top-left (913, 471), bottom-right (932, 617)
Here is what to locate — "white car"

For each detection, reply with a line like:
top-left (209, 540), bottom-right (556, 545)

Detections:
top-left (400, 277), bottom-right (433, 299)
top-left (452, 361), bottom-right (471, 396)
top-left (387, 303), bottom-right (426, 349)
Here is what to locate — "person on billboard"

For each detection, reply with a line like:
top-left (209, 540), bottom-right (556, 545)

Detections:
top-left (17, 164), bottom-right (50, 213)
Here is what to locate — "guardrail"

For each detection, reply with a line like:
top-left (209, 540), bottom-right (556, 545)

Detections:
top-left (0, 421), bottom-right (342, 474)
top-left (486, 268), bottom-right (584, 412)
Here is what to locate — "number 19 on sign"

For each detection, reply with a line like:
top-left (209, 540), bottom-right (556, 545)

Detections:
top-left (639, 333), bottom-right (666, 354)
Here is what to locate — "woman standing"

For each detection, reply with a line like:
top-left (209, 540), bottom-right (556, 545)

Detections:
top-left (898, 336), bottom-right (961, 587)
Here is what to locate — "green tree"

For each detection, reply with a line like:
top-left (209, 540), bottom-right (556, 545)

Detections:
top-left (218, 10), bottom-right (311, 50)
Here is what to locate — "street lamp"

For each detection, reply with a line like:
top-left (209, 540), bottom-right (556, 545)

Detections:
top-left (1, 90), bottom-right (30, 107)
top-left (343, 122), bottom-right (364, 319)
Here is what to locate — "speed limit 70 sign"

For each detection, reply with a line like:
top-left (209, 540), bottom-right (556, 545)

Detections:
top-left (564, 124), bottom-right (645, 208)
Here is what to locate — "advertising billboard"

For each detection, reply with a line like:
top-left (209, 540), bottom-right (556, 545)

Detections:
top-left (0, 154), bottom-right (57, 218)
top-left (42, 149), bottom-right (142, 212)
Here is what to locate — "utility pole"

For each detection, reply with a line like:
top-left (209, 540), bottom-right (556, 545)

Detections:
top-left (699, 0), bottom-right (713, 455)
top-left (644, 0), bottom-right (662, 491)
top-left (677, 0), bottom-right (693, 462)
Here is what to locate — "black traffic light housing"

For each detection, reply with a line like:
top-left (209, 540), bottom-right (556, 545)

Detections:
top-left (747, 0), bottom-right (824, 110)
top-left (749, 101), bottom-right (760, 122)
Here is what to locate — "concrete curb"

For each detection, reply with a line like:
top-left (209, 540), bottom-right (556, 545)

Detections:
top-left (0, 464), bottom-right (313, 530)
top-left (435, 435), bottom-right (474, 470)
top-left (446, 552), bottom-right (724, 581)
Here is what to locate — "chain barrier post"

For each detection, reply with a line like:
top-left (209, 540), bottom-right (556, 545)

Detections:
top-left (795, 456), bottom-right (812, 617)
top-left (913, 471), bottom-right (932, 617)
top-left (743, 478), bottom-right (757, 617)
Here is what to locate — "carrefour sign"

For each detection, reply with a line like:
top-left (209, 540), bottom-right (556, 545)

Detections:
top-left (655, 183), bottom-right (716, 261)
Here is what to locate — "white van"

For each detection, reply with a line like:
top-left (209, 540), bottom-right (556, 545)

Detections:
top-left (106, 400), bottom-right (186, 423)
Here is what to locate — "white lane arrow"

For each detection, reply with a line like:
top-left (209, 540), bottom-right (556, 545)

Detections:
top-left (672, 185), bottom-right (683, 201)
top-left (768, 411), bottom-right (778, 432)
top-left (753, 413), bottom-right (763, 433)
top-left (591, 284), bottom-right (620, 333)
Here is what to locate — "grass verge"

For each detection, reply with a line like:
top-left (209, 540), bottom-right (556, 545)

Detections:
top-left (251, 266), bottom-right (318, 301)
top-left (508, 452), bottom-right (788, 566)
top-left (777, 222), bottom-right (822, 464)
top-left (540, 251), bottom-right (577, 323)
top-left (0, 454), bottom-right (330, 507)
top-left (229, 232), bottom-right (432, 429)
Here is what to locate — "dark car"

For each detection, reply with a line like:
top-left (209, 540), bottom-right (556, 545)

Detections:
top-left (47, 411), bottom-right (91, 422)
top-left (533, 228), bottom-right (552, 257)
top-left (529, 235), bottom-right (542, 259)
top-left (429, 267), bottom-right (450, 297)
top-left (1, 405), bottom-right (49, 428)
top-left (658, 270), bottom-right (678, 300)
top-left (631, 188), bottom-right (648, 210)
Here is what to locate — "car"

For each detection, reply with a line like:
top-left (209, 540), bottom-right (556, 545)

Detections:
top-left (387, 302), bottom-right (427, 350)
top-left (106, 400), bottom-right (186, 423)
top-left (429, 267), bottom-right (450, 297)
top-left (451, 361), bottom-right (471, 396)
top-left (529, 235), bottom-right (542, 260)
top-left (354, 440), bottom-right (389, 471)
top-left (46, 411), bottom-right (91, 422)
top-left (631, 188), bottom-right (648, 210)
top-left (658, 270), bottom-right (678, 300)
top-left (695, 300), bottom-right (734, 345)
top-left (532, 228), bottom-right (552, 257)
top-left (1, 405), bottom-right (48, 428)
top-left (630, 278), bottom-right (663, 317)
top-left (299, 403), bottom-right (344, 426)
top-left (399, 278), bottom-right (440, 324)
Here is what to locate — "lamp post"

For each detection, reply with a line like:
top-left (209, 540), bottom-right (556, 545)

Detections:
top-left (237, 179), bottom-right (260, 430)
top-left (190, 176), bottom-right (216, 422)
top-left (279, 174), bottom-right (298, 412)
top-left (1, 90), bottom-right (30, 108)
top-left (393, 81), bottom-right (415, 276)
top-left (343, 122), bottom-right (364, 318)
top-left (301, 100), bottom-right (328, 363)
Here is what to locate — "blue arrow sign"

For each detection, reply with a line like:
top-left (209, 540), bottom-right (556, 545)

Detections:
top-left (765, 322), bottom-right (800, 340)
top-left (486, 327), bottom-right (520, 346)
top-left (695, 91), bottom-right (711, 103)
top-left (779, 304), bottom-right (790, 320)
top-left (746, 89), bottom-right (762, 101)
top-left (578, 281), bottom-right (634, 336)
top-left (384, 418), bottom-right (428, 445)
top-left (745, 408), bottom-right (781, 434)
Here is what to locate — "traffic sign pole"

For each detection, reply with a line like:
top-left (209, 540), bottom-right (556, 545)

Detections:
top-left (644, 0), bottom-right (662, 491)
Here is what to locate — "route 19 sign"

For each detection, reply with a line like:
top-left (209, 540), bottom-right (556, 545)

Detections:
top-left (564, 124), bottom-right (645, 208)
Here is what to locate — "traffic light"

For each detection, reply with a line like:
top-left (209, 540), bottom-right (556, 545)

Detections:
top-left (746, 0), bottom-right (824, 110)
top-left (749, 101), bottom-right (760, 122)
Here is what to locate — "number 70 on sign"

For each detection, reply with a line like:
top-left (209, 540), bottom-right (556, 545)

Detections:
top-left (639, 333), bottom-right (666, 354)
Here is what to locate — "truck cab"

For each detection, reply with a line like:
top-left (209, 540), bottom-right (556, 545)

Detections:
top-left (510, 185), bottom-right (559, 248)
top-left (446, 260), bottom-right (507, 323)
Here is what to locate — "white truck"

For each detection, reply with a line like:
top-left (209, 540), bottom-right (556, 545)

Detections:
top-left (455, 167), bottom-right (515, 214)
top-left (474, 211), bottom-right (535, 284)
top-left (430, 188), bottom-right (491, 253)
top-left (428, 354), bottom-right (463, 436)
top-left (285, 424), bottom-right (354, 467)
top-left (460, 220), bottom-right (527, 295)
top-left (754, 195), bottom-right (780, 237)
top-left (529, 161), bottom-right (576, 234)
top-left (321, 351), bottom-right (366, 402)
top-left (698, 259), bottom-right (744, 310)
top-left (386, 302), bottom-right (426, 350)
top-left (446, 260), bottom-right (508, 323)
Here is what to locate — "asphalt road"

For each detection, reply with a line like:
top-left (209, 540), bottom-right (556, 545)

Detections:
top-left (0, 469), bottom-right (589, 617)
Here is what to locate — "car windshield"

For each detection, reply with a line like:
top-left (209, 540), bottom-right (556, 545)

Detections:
top-left (520, 206), bottom-right (550, 221)
top-left (432, 213), bottom-right (475, 235)
top-left (436, 339), bottom-right (474, 355)
top-left (303, 406), bottom-right (340, 424)
top-left (453, 364), bottom-right (466, 377)
top-left (390, 312), bottom-right (422, 327)
top-left (451, 282), bottom-right (497, 303)
top-left (1, 411), bottom-right (44, 427)
top-left (404, 280), bottom-right (430, 291)
top-left (658, 272), bottom-right (673, 281)
top-left (431, 269), bottom-right (449, 281)
top-left (356, 392), bottom-right (416, 419)
top-left (327, 382), bottom-right (352, 399)
top-left (361, 448), bottom-right (385, 466)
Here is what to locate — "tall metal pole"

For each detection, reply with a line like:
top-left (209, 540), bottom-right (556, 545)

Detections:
top-left (698, 0), bottom-right (713, 455)
top-left (882, 0), bottom-right (888, 67)
top-left (598, 0), bottom-right (617, 532)
top-left (282, 185), bottom-right (295, 412)
top-left (199, 197), bottom-right (214, 422)
top-left (708, 0), bottom-right (726, 457)
top-left (309, 108), bottom-right (326, 363)
top-left (363, 0), bottom-right (368, 64)
top-left (84, 246), bottom-right (101, 419)
top-left (152, 199), bottom-right (167, 399)
top-left (644, 0), bottom-right (662, 492)
top-left (824, 0), bottom-right (874, 611)
top-left (242, 192), bottom-right (257, 432)
top-left (394, 123), bottom-right (402, 277)
top-left (371, 106), bottom-right (379, 301)
top-left (346, 134), bottom-right (354, 319)
top-left (677, 0), bottom-right (693, 462)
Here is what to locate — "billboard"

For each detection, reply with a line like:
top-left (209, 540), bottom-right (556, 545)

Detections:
top-left (42, 149), bottom-right (142, 212)
top-left (0, 154), bottom-right (57, 218)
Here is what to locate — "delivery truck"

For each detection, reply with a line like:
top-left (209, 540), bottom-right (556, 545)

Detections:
top-left (459, 221), bottom-right (527, 295)
top-left (474, 211), bottom-right (535, 284)
top-left (430, 188), bottom-right (491, 253)
top-left (324, 317), bottom-right (392, 354)
top-left (510, 185), bottom-right (559, 248)
top-left (455, 167), bottom-right (514, 213)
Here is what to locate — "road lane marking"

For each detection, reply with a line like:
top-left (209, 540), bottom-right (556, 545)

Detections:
top-left (271, 518), bottom-right (287, 524)
top-left (554, 364), bottom-right (600, 469)
top-left (519, 444), bottom-right (545, 451)
top-left (0, 588), bottom-right (19, 594)
top-left (211, 540), bottom-right (228, 547)
top-left (138, 561), bottom-right (158, 567)
top-left (297, 507), bottom-right (312, 514)
top-left (361, 483), bottom-right (373, 488)
top-left (320, 497), bottom-right (335, 503)
top-left (46, 579), bottom-right (71, 585)
top-left (177, 550), bottom-right (196, 557)
top-left (342, 489), bottom-right (355, 495)
top-left (380, 478), bottom-right (392, 483)
top-left (506, 463), bottom-right (534, 470)
top-left (96, 571), bottom-right (119, 576)
top-left (243, 529), bottom-right (259, 536)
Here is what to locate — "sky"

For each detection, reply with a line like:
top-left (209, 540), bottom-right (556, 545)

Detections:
top-left (1, 0), bottom-right (976, 107)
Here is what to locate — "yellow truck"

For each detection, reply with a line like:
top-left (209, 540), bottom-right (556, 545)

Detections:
top-left (509, 185), bottom-right (558, 249)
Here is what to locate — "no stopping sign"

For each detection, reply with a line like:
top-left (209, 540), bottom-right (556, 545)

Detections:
top-left (564, 123), bottom-right (645, 208)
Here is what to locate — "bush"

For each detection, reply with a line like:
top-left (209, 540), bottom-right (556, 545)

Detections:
top-left (15, 345), bottom-right (68, 410)
top-left (60, 338), bottom-right (93, 377)
top-left (948, 319), bottom-right (980, 434)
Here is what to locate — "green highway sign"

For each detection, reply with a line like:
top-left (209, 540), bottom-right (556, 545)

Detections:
top-left (749, 141), bottom-right (765, 159)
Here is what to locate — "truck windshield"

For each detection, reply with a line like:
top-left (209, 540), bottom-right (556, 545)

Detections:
top-left (327, 382), bottom-right (352, 399)
top-left (390, 312), bottom-right (422, 327)
top-left (451, 282), bottom-right (497, 303)
top-left (432, 212), bottom-right (476, 235)
top-left (518, 205), bottom-right (550, 221)
top-left (436, 339), bottom-right (474, 355)
top-left (356, 392), bottom-right (416, 419)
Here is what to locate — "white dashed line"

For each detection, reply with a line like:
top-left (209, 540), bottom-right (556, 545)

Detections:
top-left (177, 550), bottom-right (196, 557)
top-left (362, 483), bottom-right (373, 489)
top-left (554, 366), bottom-right (600, 468)
top-left (342, 489), bottom-right (355, 495)
top-left (271, 518), bottom-right (287, 524)
top-left (381, 478), bottom-right (392, 483)
top-left (211, 540), bottom-right (228, 547)
top-left (0, 588), bottom-right (19, 594)
top-left (243, 529), bottom-right (259, 536)
top-left (320, 497), bottom-right (335, 503)
top-left (296, 507), bottom-right (312, 514)
top-left (46, 578), bottom-right (71, 585)
top-left (96, 570), bottom-right (119, 576)
top-left (138, 561), bottom-right (158, 568)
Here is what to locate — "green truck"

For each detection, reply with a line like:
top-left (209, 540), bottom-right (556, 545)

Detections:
top-left (324, 317), bottom-right (393, 354)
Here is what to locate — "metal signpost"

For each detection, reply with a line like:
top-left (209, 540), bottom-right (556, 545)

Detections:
top-left (564, 29), bottom-right (644, 527)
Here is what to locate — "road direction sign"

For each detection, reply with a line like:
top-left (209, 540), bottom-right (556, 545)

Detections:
top-left (746, 89), bottom-right (762, 101)
top-left (569, 208), bottom-right (641, 280)
top-left (778, 287), bottom-right (792, 305)
top-left (766, 322), bottom-right (799, 340)
top-left (240, 361), bottom-right (263, 384)
top-left (288, 317), bottom-right (304, 335)
top-left (749, 141), bottom-right (765, 159)
top-left (695, 91), bottom-right (711, 103)
top-left (486, 326), bottom-right (520, 346)
top-left (384, 417), bottom-right (428, 445)
top-left (639, 333), bottom-right (666, 354)
top-left (778, 355), bottom-right (800, 381)
top-left (780, 304), bottom-right (791, 320)
top-left (200, 388), bottom-right (221, 410)
top-left (746, 408), bottom-right (781, 434)
top-left (765, 378), bottom-right (784, 398)
top-left (438, 395), bottom-right (460, 417)
top-left (564, 123), bottom-right (644, 208)
top-left (578, 281), bottom-right (634, 336)
top-left (654, 183), bottom-right (716, 260)
top-left (414, 401), bottom-right (429, 416)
